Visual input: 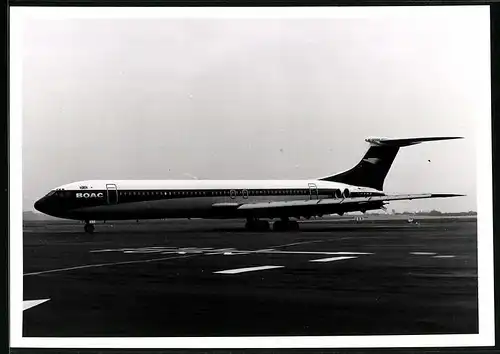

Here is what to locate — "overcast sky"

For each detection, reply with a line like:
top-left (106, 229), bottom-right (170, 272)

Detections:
top-left (21, 7), bottom-right (489, 212)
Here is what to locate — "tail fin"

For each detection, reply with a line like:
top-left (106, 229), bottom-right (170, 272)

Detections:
top-left (318, 137), bottom-right (463, 190)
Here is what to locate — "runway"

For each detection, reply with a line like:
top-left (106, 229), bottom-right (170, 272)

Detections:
top-left (22, 217), bottom-right (478, 337)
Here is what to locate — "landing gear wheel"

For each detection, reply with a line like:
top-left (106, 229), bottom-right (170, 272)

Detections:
top-left (273, 220), bottom-right (285, 232)
top-left (288, 220), bottom-right (299, 231)
top-left (245, 219), bottom-right (270, 231)
top-left (273, 220), bottom-right (300, 232)
top-left (257, 220), bottom-right (270, 231)
top-left (84, 223), bottom-right (95, 234)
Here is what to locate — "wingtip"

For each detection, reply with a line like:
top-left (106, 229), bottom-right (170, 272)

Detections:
top-left (431, 193), bottom-right (466, 198)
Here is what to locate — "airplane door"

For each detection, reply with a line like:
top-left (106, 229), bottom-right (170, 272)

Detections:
top-left (308, 183), bottom-right (319, 200)
top-left (106, 184), bottom-right (118, 204)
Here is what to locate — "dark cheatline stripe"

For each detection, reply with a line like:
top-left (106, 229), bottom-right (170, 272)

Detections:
top-left (49, 188), bottom-right (383, 210)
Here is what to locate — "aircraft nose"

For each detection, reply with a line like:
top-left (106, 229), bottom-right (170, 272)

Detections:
top-left (34, 197), bottom-right (48, 214)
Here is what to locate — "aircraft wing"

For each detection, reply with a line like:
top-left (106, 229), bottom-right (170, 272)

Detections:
top-left (237, 193), bottom-right (463, 210)
top-left (211, 193), bottom-right (464, 217)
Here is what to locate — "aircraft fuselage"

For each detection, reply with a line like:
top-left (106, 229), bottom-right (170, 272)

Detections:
top-left (34, 179), bottom-right (383, 221)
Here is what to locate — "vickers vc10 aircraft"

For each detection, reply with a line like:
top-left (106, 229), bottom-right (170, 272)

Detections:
top-left (34, 136), bottom-right (464, 234)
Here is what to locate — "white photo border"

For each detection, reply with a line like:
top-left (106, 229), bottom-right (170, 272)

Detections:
top-left (9, 5), bottom-right (495, 348)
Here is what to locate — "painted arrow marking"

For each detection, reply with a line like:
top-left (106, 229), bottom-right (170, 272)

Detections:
top-left (214, 265), bottom-right (285, 274)
top-left (309, 256), bottom-right (358, 263)
top-left (23, 299), bottom-right (50, 311)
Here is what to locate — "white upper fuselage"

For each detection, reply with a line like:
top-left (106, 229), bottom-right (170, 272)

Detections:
top-left (58, 179), bottom-right (380, 192)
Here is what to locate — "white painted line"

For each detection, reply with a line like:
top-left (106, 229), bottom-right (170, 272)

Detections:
top-left (310, 256), bottom-right (358, 263)
top-left (124, 250), bottom-right (165, 254)
top-left (90, 247), bottom-right (180, 253)
top-left (410, 252), bottom-right (437, 256)
top-left (23, 254), bottom-right (195, 277)
top-left (214, 265), bottom-right (285, 274)
top-left (205, 248), bottom-right (236, 255)
top-left (23, 299), bottom-right (50, 311)
top-left (266, 240), bottom-right (327, 248)
top-left (263, 250), bottom-right (372, 256)
top-left (433, 255), bottom-right (456, 258)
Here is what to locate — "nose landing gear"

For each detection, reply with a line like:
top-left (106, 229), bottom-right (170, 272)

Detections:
top-left (84, 220), bottom-right (95, 234)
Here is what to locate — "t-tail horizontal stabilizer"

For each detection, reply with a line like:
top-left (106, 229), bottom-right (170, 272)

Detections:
top-left (319, 136), bottom-right (463, 190)
top-left (365, 136), bottom-right (463, 147)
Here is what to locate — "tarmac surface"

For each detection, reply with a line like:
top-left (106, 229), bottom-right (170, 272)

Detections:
top-left (23, 217), bottom-right (478, 337)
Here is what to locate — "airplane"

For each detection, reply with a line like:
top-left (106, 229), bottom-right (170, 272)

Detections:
top-left (34, 136), bottom-right (464, 234)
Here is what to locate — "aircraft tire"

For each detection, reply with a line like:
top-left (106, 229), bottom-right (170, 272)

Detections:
top-left (273, 220), bottom-right (299, 232)
top-left (245, 220), bottom-right (270, 231)
top-left (289, 220), bottom-right (300, 231)
top-left (273, 220), bottom-right (284, 232)
top-left (84, 224), bottom-right (95, 234)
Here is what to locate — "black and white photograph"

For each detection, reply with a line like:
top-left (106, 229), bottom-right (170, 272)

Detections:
top-left (10, 5), bottom-right (494, 349)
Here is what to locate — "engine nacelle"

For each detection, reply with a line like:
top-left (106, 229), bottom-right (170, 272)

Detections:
top-left (334, 189), bottom-right (342, 198)
top-left (342, 188), bottom-right (350, 199)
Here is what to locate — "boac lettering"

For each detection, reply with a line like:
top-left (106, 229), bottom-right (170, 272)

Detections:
top-left (76, 192), bottom-right (104, 198)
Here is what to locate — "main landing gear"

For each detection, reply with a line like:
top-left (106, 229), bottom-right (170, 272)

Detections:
top-left (245, 217), bottom-right (300, 232)
top-left (272, 217), bottom-right (299, 232)
top-left (84, 220), bottom-right (95, 234)
top-left (245, 218), bottom-right (270, 231)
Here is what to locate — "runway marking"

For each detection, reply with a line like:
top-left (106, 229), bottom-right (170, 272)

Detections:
top-left (91, 245), bottom-right (372, 258)
top-left (214, 265), bottom-right (285, 274)
top-left (205, 248), bottom-right (236, 255)
top-left (410, 252), bottom-right (437, 256)
top-left (309, 256), bottom-right (358, 263)
top-left (433, 255), bottom-right (456, 258)
top-left (23, 299), bottom-right (50, 311)
top-left (124, 250), bottom-right (167, 254)
top-left (265, 240), bottom-right (327, 249)
top-left (260, 250), bottom-right (371, 255)
top-left (23, 255), bottom-right (196, 277)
